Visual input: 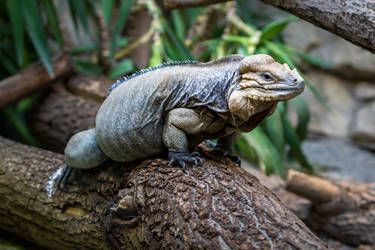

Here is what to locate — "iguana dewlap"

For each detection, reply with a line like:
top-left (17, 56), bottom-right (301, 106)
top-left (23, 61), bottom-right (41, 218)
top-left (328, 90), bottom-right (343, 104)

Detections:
top-left (64, 54), bottom-right (305, 169)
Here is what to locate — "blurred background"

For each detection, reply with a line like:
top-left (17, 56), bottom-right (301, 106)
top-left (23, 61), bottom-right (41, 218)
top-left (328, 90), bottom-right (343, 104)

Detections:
top-left (0, 0), bottom-right (374, 247)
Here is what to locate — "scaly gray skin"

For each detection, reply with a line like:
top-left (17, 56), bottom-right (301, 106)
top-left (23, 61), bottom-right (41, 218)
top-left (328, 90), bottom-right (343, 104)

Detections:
top-left (64, 54), bottom-right (305, 171)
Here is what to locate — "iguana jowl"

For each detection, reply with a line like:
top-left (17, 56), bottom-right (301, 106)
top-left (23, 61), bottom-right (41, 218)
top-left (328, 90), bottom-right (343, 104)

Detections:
top-left (64, 54), bottom-right (304, 173)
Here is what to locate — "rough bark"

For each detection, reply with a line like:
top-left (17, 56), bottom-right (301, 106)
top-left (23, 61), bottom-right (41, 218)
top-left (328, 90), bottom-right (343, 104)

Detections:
top-left (0, 52), bottom-right (73, 109)
top-left (259, 0), bottom-right (375, 53)
top-left (0, 136), bottom-right (326, 249)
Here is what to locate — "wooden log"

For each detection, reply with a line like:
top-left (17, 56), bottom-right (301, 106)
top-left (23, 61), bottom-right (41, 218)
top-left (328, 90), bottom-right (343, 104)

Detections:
top-left (286, 170), bottom-right (375, 246)
top-left (0, 136), bottom-right (326, 249)
top-left (0, 52), bottom-right (73, 109)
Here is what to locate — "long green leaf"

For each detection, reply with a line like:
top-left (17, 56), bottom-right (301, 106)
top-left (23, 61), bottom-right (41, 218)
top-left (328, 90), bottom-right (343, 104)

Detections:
top-left (110, 0), bottom-right (136, 57)
top-left (162, 18), bottom-right (194, 60)
top-left (171, 10), bottom-right (186, 41)
top-left (7, 0), bottom-right (24, 65)
top-left (290, 96), bottom-right (310, 141)
top-left (4, 107), bottom-right (38, 146)
top-left (69, 0), bottom-right (91, 40)
top-left (108, 59), bottom-right (134, 79)
top-left (260, 16), bottom-right (299, 43)
top-left (73, 57), bottom-right (103, 75)
top-left (24, 0), bottom-right (53, 76)
top-left (101, 0), bottom-right (114, 25)
top-left (42, 0), bottom-right (63, 46)
top-left (265, 41), bottom-right (295, 68)
top-left (281, 112), bottom-right (313, 171)
top-left (244, 128), bottom-right (286, 179)
top-left (262, 106), bottom-right (285, 155)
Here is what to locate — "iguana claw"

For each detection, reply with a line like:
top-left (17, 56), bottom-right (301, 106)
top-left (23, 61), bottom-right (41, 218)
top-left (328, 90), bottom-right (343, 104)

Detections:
top-left (56, 165), bottom-right (73, 190)
top-left (168, 151), bottom-right (203, 168)
top-left (205, 140), bottom-right (241, 166)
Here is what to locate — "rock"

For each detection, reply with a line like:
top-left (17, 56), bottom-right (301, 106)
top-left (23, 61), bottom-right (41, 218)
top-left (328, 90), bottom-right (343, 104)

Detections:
top-left (350, 100), bottom-right (375, 143)
top-left (354, 82), bottom-right (375, 101)
top-left (301, 70), bottom-right (356, 137)
top-left (284, 21), bottom-right (375, 78)
top-left (302, 137), bottom-right (375, 183)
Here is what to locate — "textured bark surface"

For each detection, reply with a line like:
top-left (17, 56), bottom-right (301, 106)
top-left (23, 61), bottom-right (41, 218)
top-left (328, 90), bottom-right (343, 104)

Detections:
top-left (0, 52), bottom-right (73, 109)
top-left (259, 0), bottom-right (375, 53)
top-left (0, 136), bottom-right (326, 249)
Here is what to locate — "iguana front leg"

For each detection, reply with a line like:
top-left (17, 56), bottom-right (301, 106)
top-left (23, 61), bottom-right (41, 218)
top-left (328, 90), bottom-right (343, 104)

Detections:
top-left (208, 131), bottom-right (242, 165)
top-left (163, 108), bottom-right (203, 168)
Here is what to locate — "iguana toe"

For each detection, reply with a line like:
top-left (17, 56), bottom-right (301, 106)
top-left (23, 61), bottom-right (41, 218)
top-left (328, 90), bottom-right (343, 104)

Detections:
top-left (168, 151), bottom-right (203, 168)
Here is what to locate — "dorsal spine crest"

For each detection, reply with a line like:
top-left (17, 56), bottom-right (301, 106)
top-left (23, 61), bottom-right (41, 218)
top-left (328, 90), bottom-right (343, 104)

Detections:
top-left (108, 60), bottom-right (199, 95)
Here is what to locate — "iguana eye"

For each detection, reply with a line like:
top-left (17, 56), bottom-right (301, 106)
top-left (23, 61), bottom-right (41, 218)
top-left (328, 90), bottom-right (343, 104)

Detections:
top-left (261, 73), bottom-right (274, 81)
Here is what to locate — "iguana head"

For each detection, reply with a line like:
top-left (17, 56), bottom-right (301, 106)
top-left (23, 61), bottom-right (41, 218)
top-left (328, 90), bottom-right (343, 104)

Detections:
top-left (228, 54), bottom-right (305, 120)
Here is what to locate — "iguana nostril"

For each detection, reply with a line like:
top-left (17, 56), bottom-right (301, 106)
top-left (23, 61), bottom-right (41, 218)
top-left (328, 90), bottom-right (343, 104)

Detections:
top-left (293, 78), bottom-right (298, 83)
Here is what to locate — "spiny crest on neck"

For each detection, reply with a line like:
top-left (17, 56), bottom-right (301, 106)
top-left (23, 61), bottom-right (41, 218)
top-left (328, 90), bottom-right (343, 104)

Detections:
top-left (108, 60), bottom-right (199, 95)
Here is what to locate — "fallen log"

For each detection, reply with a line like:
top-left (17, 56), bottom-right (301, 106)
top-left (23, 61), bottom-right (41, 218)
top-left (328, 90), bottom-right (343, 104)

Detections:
top-left (286, 170), bottom-right (375, 246)
top-left (0, 136), bottom-right (326, 249)
top-left (0, 52), bottom-right (73, 109)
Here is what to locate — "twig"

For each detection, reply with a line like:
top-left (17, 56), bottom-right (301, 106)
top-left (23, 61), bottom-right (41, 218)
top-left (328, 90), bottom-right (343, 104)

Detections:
top-left (0, 52), bottom-right (73, 109)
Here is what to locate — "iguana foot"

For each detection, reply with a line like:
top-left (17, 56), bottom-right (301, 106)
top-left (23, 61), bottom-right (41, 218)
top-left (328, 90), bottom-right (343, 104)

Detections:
top-left (205, 140), bottom-right (241, 166)
top-left (56, 166), bottom-right (73, 190)
top-left (168, 151), bottom-right (203, 168)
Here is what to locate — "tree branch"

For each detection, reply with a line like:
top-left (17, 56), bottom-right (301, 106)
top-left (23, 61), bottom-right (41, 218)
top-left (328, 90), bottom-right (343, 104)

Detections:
top-left (0, 136), bottom-right (326, 249)
top-left (0, 52), bottom-right (73, 109)
top-left (259, 0), bottom-right (375, 53)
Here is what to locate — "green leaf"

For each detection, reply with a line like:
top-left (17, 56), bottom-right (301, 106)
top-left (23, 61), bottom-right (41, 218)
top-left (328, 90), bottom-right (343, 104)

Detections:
top-left (0, 51), bottom-right (18, 74)
top-left (108, 59), bottom-right (134, 79)
top-left (260, 16), bottom-right (299, 43)
top-left (101, 0), bottom-right (114, 25)
top-left (69, 0), bottom-right (91, 40)
top-left (171, 10), bottom-right (186, 41)
top-left (110, 0), bottom-right (136, 57)
top-left (301, 73), bottom-right (329, 111)
top-left (162, 18), bottom-right (194, 60)
top-left (73, 57), bottom-right (103, 75)
top-left (24, 0), bottom-right (54, 76)
top-left (7, 0), bottom-right (24, 65)
top-left (4, 107), bottom-right (38, 146)
top-left (17, 97), bottom-right (34, 112)
top-left (290, 96), bottom-right (310, 141)
top-left (280, 111), bottom-right (313, 171)
top-left (263, 106), bottom-right (285, 155)
top-left (71, 44), bottom-right (98, 54)
top-left (42, 0), bottom-right (64, 46)
top-left (244, 127), bottom-right (286, 178)
top-left (265, 41), bottom-right (295, 68)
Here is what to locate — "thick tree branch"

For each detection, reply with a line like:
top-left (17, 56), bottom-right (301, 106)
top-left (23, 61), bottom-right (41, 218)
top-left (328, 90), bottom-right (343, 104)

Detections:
top-left (259, 0), bottom-right (375, 53)
top-left (0, 52), bottom-right (73, 109)
top-left (0, 136), bottom-right (326, 249)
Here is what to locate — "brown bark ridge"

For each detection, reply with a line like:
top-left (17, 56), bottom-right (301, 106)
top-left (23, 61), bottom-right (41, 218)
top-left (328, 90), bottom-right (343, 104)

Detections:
top-left (0, 52), bottom-right (73, 109)
top-left (287, 170), bottom-right (375, 246)
top-left (259, 0), bottom-right (375, 53)
top-left (0, 135), bottom-right (326, 249)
